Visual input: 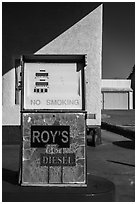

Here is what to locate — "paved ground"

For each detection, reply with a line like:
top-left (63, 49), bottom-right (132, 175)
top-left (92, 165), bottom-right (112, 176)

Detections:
top-left (88, 129), bottom-right (135, 202)
top-left (101, 110), bottom-right (135, 140)
top-left (2, 129), bottom-right (135, 202)
top-left (102, 110), bottom-right (135, 130)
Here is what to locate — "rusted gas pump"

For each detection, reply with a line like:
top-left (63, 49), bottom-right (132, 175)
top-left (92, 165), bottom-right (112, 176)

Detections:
top-left (19, 55), bottom-right (87, 186)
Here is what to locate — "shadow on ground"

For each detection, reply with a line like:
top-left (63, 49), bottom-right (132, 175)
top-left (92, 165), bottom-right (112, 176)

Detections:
top-left (2, 168), bottom-right (115, 202)
top-left (2, 168), bottom-right (18, 185)
top-left (113, 140), bottom-right (135, 150)
top-left (101, 122), bottom-right (135, 141)
top-left (107, 160), bottom-right (135, 167)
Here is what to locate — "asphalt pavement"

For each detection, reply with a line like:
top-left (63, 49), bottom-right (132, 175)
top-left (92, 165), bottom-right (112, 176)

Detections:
top-left (101, 110), bottom-right (135, 140)
top-left (2, 110), bottom-right (135, 201)
top-left (88, 129), bottom-right (135, 202)
top-left (2, 129), bottom-right (135, 202)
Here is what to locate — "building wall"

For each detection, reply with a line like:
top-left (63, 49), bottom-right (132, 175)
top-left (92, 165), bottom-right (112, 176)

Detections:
top-left (102, 79), bottom-right (132, 89)
top-left (2, 5), bottom-right (103, 127)
top-left (36, 5), bottom-right (103, 126)
top-left (103, 92), bottom-right (128, 110)
top-left (127, 66), bottom-right (135, 109)
top-left (101, 79), bottom-right (133, 110)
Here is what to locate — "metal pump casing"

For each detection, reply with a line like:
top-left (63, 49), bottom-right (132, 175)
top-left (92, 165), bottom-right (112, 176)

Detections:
top-left (20, 55), bottom-right (87, 186)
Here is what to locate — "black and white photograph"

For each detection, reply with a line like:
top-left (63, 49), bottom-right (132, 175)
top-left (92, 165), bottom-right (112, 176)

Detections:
top-left (2, 1), bottom-right (135, 202)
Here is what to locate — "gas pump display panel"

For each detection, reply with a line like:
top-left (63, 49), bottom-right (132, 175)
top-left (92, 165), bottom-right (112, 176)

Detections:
top-left (23, 63), bottom-right (82, 110)
top-left (21, 112), bottom-right (86, 186)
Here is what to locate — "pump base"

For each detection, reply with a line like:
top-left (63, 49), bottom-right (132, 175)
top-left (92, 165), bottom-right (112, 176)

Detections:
top-left (87, 126), bottom-right (102, 146)
top-left (3, 174), bottom-right (115, 202)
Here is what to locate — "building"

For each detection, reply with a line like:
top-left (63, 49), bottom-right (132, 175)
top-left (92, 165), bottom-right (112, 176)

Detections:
top-left (127, 65), bottom-right (135, 109)
top-left (2, 5), bottom-right (103, 145)
top-left (101, 79), bottom-right (133, 110)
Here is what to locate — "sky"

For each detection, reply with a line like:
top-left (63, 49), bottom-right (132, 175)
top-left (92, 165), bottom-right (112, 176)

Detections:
top-left (2, 2), bottom-right (135, 78)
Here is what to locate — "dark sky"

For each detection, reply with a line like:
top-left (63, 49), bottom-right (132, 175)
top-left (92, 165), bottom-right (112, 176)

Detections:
top-left (2, 2), bottom-right (135, 78)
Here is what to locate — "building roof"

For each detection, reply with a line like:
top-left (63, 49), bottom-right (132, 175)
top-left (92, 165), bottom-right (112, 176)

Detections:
top-left (101, 79), bottom-right (133, 92)
top-left (127, 65), bottom-right (135, 79)
top-left (101, 87), bottom-right (133, 92)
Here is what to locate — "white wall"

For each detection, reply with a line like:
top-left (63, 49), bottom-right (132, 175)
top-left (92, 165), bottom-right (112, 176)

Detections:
top-left (102, 79), bottom-right (131, 89)
top-left (2, 68), bottom-right (20, 125)
top-left (2, 5), bottom-right (103, 126)
top-left (101, 79), bottom-right (133, 110)
top-left (103, 92), bottom-right (129, 110)
top-left (36, 5), bottom-right (103, 126)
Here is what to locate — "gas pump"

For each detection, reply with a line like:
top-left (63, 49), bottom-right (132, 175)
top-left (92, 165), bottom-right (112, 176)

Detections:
top-left (19, 55), bottom-right (87, 186)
